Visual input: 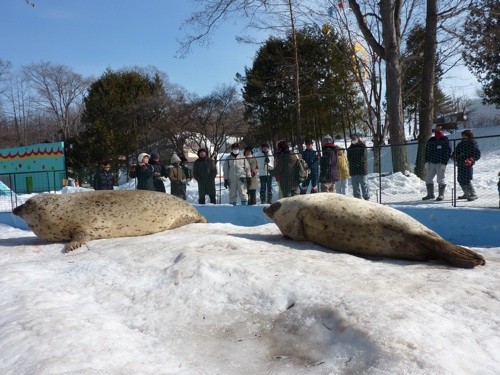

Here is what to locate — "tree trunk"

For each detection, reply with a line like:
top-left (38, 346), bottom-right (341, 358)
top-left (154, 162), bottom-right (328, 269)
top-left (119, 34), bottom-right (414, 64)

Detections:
top-left (288, 0), bottom-right (303, 151)
top-left (415, 0), bottom-right (438, 179)
top-left (380, 0), bottom-right (409, 173)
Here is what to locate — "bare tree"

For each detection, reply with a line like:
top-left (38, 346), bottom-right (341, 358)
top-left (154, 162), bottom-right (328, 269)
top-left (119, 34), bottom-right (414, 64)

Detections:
top-left (179, 0), bottom-right (310, 149)
top-left (1, 71), bottom-right (34, 145)
top-left (22, 61), bottom-right (91, 141)
top-left (188, 84), bottom-right (248, 159)
top-left (0, 59), bottom-right (12, 94)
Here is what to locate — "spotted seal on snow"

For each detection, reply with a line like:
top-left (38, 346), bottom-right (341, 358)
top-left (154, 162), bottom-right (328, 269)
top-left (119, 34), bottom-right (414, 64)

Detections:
top-left (13, 190), bottom-right (207, 252)
top-left (263, 193), bottom-right (485, 268)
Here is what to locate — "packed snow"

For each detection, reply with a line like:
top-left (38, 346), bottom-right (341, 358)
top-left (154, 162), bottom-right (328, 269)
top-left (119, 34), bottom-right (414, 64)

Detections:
top-left (0, 127), bottom-right (499, 374)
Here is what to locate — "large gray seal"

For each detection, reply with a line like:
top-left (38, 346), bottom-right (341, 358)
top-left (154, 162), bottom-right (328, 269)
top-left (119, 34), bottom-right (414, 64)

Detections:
top-left (13, 190), bottom-right (207, 252)
top-left (263, 193), bottom-right (485, 268)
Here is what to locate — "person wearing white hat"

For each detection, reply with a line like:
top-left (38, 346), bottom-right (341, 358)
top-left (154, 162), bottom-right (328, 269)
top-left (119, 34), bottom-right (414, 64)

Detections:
top-left (134, 153), bottom-right (155, 191)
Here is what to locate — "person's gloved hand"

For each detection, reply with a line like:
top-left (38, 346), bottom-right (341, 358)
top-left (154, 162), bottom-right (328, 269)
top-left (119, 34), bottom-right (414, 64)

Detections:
top-left (224, 179), bottom-right (229, 189)
top-left (239, 177), bottom-right (245, 184)
top-left (246, 177), bottom-right (252, 186)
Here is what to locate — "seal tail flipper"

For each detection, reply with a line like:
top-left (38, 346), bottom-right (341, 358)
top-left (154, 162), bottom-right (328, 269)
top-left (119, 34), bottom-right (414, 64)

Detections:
top-left (422, 235), bottom-right (486, 268)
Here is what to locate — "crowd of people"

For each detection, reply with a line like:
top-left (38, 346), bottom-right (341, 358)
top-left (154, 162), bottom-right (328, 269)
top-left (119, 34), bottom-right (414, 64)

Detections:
top-left (92, 128), bottom-right (488, 205)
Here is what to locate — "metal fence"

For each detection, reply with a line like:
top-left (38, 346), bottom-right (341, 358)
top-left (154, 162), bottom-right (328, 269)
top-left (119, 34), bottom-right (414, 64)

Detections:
top-left (0, 170), bottom-right (67, 212)
top-left (1, 134), bottom-right (498, 213)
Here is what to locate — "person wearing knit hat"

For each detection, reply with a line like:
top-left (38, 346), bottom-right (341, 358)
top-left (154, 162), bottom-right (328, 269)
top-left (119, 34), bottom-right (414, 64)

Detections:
top-left (149, 151), bottom-right (169, 193)
top-left (421, 125), bottom-right (452, 201)
top-left (133, 153), bottom-right (156, 191)
top-left (193, 148), bottom-right (217, 204)
top-left (452, 129), bottom-right (481, 201)
top-left (168, 153), bottom-right (187, 200)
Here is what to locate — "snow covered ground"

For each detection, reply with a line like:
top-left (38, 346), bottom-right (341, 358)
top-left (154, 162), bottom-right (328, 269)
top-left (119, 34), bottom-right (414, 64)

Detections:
top-left (1, 218), bottom-right (499, 374)
top-left (0, 126), bottom-right (499, 374)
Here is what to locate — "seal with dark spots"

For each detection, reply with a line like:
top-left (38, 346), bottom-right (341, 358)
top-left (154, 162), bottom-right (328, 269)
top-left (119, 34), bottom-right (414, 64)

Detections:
top-left (263, 193), bottom-right (485, 268)
top-left (13, 190), bottom-right (207, 252)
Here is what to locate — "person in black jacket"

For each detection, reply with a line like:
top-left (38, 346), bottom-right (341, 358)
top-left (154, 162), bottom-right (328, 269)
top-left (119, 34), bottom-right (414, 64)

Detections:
top-left (347, 134), bottom-right (370, 200)
top-left (452, 129), bottom-right (481, 201)
top-left (193, 148), bottom-right (217, 204)
top-left (93, 160), bottom-right (115, 190)
top-left (422, 125), bottom-right (452, 201)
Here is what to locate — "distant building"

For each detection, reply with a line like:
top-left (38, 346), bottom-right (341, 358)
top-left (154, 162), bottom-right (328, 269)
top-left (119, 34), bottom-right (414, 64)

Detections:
top-left (0, 142), bottom-right (66, 194)
top-left (434, 100), bottom-right (500, 130)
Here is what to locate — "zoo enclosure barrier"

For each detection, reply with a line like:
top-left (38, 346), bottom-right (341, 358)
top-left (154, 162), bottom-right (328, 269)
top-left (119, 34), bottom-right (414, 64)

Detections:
top-left (1, 134), bottom-right (498, 213)
top-left (0, 170), bottom-right (67, 212)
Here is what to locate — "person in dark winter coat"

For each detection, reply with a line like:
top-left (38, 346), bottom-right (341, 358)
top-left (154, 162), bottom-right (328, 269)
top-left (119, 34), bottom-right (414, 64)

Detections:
top-left (193, 148), bottom-right (217, 204)
top-left (347, 134), bottom-right (370, 200)
top-left (134, 153), bottom-right (156, 191)
top-left (93, 160), bottom-right (115, 190)
top-left (422, 125), bottom-right (452, 201)
top-left (452, 129), bottom-right (481, 201)
top-left (149, 151), bottom-right (169, 193)
top-left (319, 136), bottom-right (338, 193)
top-left (274, 140), bottom-right (299, 198)
top-left (168, 154), bottom-right (187, 200)
top-left (300, 140), bottom-right (319, 194)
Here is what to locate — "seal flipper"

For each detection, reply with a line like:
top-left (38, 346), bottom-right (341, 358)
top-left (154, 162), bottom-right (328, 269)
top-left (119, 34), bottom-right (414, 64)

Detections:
top-left (418, 234), bottom-right (485, 268)
top-left (64, 232), bottom-right (91, 253)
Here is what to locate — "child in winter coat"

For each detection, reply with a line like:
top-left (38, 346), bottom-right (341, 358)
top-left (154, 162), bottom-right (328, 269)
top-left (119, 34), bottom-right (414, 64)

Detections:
top-left (300, 140), bottom-right (319, 194)
top-left (133, 153), bottom-right (156, 191)
top-left (335, 145), bottom-right (350, 194)
top-left (168, 154), bottom-right (187, 200)
top-left (452, 130), bottom-right (481, 201)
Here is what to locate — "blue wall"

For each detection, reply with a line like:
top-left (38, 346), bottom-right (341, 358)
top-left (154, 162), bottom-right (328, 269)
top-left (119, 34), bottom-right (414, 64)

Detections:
top-left (3, 205), bottom-right (498, 247)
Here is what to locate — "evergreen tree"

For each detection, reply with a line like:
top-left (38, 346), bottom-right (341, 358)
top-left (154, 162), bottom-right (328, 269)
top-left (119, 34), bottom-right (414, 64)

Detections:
top-left (461, 0), bottom-right (499, 106)
top-left (239, 26), bottom-right (361, 146)
top-left (78, 68), bottom-right (164, 166)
